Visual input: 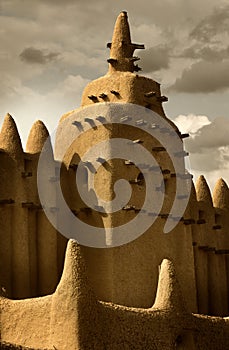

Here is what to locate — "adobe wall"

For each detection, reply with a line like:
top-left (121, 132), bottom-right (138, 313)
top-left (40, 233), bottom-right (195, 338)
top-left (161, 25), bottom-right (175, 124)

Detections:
top-left (0, 115), bottom-right (65, 300)
top-left (1, 240), bottom-right (229, 350)
top-left (189, 176), bottom-right (229, 316)
top-left (1, 113), bottom-right (229, 317)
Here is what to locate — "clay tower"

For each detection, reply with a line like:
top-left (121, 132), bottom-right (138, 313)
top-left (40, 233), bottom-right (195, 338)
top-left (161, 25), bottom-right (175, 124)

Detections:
top-left (57, 11), bottom-right (196, 311)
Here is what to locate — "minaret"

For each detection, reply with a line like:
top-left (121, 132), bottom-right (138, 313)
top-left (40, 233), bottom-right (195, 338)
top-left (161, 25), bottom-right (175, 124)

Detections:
top-left (78, 11), bottom-right (174, 121)
top-left (56, 12), bottom-right (195, 311)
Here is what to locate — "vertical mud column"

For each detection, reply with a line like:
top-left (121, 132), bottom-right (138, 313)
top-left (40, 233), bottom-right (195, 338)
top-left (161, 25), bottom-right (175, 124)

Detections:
top-left (196, 175), bottom-right (223, 315)
top-left (0, 150), bottom-right (15, 298)
top-left (212, 178), bottom-right (229, 315)
top-left (26, 120), bottom-right (59, 296)
top-left (56, 161), bottom-right (69, 278)
top-left (191, 178), bottom-right (208, 314)
top-left (195, 176), bottom-right (215, 315)
top-left (181, 180), bottom-right (199, 313)
top-left (161, 136), bottom-right (197, 313)
top-left (0, 114), bottom-right (31, 298)
top-left (21, 151), bottom-right (39, 297)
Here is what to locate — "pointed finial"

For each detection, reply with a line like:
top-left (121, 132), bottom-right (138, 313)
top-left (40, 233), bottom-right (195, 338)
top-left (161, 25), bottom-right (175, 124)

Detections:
top-left (50, 240), bottom-right (99, 348)
top-left (196, 175), bottom-right (212, 205)
top-left (55, 239), bottom-right (96, 302)
top-left (152, 259), bottom-right (187, 312)
top-left (107, 12), bottom-right (144, 73)
top-left (26, 120), bottom-right (49, 154)
top-left (110, 11), bottom-right (131, 52)
top-left (0, 113), bottom-right (23, 160)
top-left (213, 178), bottom-right (229, 209)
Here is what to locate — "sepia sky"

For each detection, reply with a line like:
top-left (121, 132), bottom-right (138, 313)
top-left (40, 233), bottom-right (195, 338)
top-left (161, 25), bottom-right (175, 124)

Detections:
top-left (0, 0), bottom-right (229, 189)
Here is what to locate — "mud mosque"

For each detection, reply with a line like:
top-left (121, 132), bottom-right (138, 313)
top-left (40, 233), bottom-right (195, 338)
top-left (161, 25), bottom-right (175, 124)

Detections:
top-left (0, 11), bottom-right (229, 350)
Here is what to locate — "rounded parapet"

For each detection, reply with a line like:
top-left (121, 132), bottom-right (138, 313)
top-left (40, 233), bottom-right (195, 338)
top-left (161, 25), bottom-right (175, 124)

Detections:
top-left (0, 113), bottom-right (23, 161)
top-left (26, 120), bottom-right (49, 154)
top-left (213, 178), bottom-right (229, 209)
top-left (196, 175), bottom-right (213, 205)
top-left (152, 259), bottom-right (187, 312)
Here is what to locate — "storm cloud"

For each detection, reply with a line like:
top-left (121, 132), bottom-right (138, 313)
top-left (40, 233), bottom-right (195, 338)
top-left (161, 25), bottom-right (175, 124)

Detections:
top-left (170, 4), bottom-right (229, 93)
top-left (19, 47), bottom-right (60, 65)
top-left (185, 117), bottom-right (229, 153)
top-left (190, 4), bottom-right (229, 43)
top-left (138, 45), bottom-right (170, 73)
top-left (181, 46), bottom-right (229, 62)
top-left (172, 60), bottom-right (229, 93)
top-left (179, 5), bottom-right (229, 62)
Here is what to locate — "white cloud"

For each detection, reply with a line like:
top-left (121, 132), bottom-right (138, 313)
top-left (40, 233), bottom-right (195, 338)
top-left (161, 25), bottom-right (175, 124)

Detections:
top-left (173, 114), bottom-right (211, 134)
top-left (186, 117), bottom-right (229, 150)
top-left (172, 59), bottom-right (229, 93)
top-left (172, 114), bottom-right (229, 191)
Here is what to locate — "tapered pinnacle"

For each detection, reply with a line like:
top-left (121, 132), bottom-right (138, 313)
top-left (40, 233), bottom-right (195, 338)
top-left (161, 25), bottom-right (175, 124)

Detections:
top-left (26, 120), bottom-right (49, 154)
top-left (152, 259), bottom-right (187, 312)
top-left (107, 11), bottom-right (144, 73)
top-left (110, 11), bottom-right (131, 57)
top-left (196, 175), bottom-right (213, 205)
top-left (0, 113), bottom-right (23, 161)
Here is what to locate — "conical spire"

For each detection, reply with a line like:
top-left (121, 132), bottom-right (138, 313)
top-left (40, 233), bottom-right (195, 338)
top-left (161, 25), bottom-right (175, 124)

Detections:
top-left (26, 120), bottom-right (49, 154)
top-left (213, 178), bottom-right (229, 209)
top-left (110, 11), bottom-right (131, 54)
top-left (152, 259), bottom-right (187, 312)
top-left (0, 113), bottom-right (23, 160)
top-left (107, 11), bottom-right (144, 73)
top-left (196, 175), bottom-right (213, 205)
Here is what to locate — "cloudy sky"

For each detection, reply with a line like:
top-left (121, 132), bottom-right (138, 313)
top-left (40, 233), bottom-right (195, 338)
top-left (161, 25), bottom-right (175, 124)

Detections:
top-left (0, 0), bottom-right (229, 190)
